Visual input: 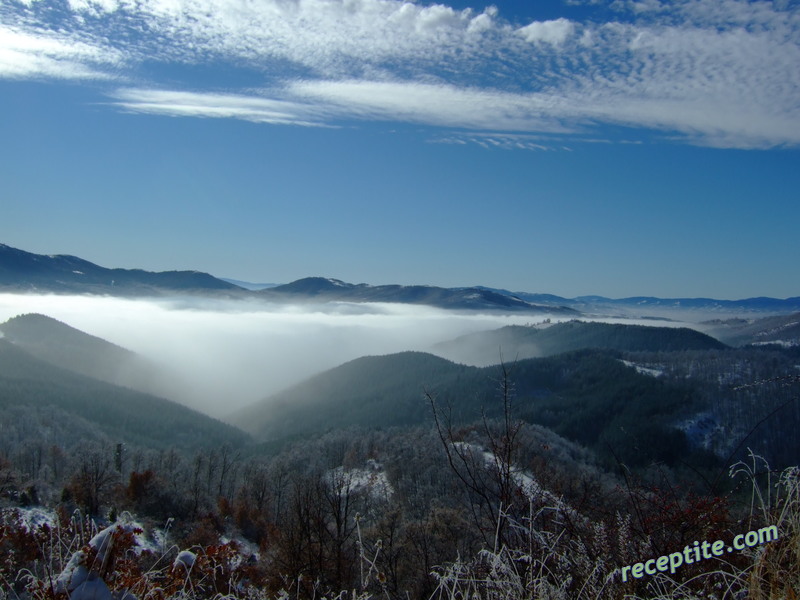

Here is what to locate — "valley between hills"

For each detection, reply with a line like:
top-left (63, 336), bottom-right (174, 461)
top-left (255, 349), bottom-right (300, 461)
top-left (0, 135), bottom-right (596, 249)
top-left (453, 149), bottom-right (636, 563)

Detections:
top-left (1, 243), bottom-right (798, 599)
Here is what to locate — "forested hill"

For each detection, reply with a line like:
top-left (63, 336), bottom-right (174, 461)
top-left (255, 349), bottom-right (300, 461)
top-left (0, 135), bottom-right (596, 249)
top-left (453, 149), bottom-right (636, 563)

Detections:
top-left (0, 338), bottom-right (248, 451)
top-left (232, 351), bottom-right (472, 440)
top-left (0, 313), bottom-right (164, 393)
top-left (432, 320), bottom-right (727, 365)
top-left (700, 311), bottom-right (800, 347)
top-left (232, 349), bottom-right (701, 467)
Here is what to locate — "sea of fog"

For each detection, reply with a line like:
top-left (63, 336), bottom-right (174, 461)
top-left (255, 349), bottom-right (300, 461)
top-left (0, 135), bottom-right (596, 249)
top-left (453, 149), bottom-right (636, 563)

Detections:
top-left (0, 293), bottom-right (700, 417)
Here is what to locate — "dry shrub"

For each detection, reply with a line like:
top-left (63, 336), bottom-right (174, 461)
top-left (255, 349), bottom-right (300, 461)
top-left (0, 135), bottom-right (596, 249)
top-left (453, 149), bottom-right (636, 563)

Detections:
top-left (744, 465), bottom-right (800, 600)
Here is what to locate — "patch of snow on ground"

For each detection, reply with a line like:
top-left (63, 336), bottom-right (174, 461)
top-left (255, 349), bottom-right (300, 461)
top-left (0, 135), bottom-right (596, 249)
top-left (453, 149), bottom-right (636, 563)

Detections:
top-left (752, 340), bottom-right (798, 348)
top-left (220, 534), bottom-right (261, 563)
top-left (327, 459), bottom-right (394, 502)
top-left (11, 506), bottom-right (58, 531)
top-left (173, 549), bottom-right (196, 573)
top-left (126, 518), bottom-right (170, 555)
top-left (54, 549), bottom-right (90, 594)
top-left (89, 520), bottom-right (148, 561)
top-left (55, 522), bottom-right (137, 594)
top-left (451, 442), bottom-right (579, 520)
top-left (620, 360), bottom-right (664, 377)
top-left (756, 322), bottom-right (799, 337)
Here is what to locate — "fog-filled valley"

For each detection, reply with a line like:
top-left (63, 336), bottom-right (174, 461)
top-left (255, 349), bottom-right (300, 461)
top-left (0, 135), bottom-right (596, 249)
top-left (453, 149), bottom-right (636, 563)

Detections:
top-left (2, 291), bottom-right (787, 418)
top-left (0, 292), bottom-right (574, 416)
top-left (1, 284), bottom-right (799, 599)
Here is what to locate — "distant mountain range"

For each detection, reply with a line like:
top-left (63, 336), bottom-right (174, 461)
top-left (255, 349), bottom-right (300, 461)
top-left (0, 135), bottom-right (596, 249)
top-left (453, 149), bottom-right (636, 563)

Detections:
top-left (474, 286), bottom-right (800, 315)
top-left (0, 243), bottom-right (573, 313)
top-left (0, 243), bottom-right (239, 295)
top-left (259, 277), bottom-right (577, 313)
top-left (219, 278), bottom-right (279, 290)
top-left (2, 242), bottom-right (798, 315)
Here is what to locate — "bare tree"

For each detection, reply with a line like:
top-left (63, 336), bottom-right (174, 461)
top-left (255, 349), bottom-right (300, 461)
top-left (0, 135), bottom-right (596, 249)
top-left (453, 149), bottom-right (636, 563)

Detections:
top-left (427, 358), bottom-right (525, 548)
top-left (70, 443), bottom-right (117, 515)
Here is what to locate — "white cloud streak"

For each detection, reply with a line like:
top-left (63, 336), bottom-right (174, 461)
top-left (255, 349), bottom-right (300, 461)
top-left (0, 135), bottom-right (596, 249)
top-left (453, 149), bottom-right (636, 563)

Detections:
top-left (2, 0), bottom-right (799, 148)
top-left (287, 79), bottom-right (574, 132)
top-left (0, 23), bottom-right (123, 79)
top-left (111, 88), bottom-right (329, 126)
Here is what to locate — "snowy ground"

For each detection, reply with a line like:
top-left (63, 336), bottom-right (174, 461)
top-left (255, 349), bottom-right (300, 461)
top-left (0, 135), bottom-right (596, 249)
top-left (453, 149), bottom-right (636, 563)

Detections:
top-left (620, 359), bottom-right (664, 377)
top-left (327, 459), bottom-right (394, 503)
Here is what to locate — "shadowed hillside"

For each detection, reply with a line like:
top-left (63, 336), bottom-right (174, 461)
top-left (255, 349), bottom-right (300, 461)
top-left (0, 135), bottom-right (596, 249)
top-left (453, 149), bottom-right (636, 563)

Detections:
top-left (0, 337), bottom-right (248, 451)
top-left (431, 320), bottom-right (727, 365)
top-left (700, 311), bottom-right (800, 347)
top-left (0, 313), bottom-right (168, 395)
top-left (232, 349), bottom-right (705, 468)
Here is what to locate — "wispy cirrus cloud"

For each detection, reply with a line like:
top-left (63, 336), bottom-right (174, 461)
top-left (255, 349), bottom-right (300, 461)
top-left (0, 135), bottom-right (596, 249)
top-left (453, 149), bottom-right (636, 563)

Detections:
top-left (0, 23), bottom-right (123, 80)
top-left (432, 133), bottom-right (561, 152)
top-left (111, 88), bottom-right (330, 127)
top-left (2, 0), bottom-right (799, 148)
top-left (109, 82), bottom-right (577, 137)
top-left (286, 79), bottom-right (575, 133)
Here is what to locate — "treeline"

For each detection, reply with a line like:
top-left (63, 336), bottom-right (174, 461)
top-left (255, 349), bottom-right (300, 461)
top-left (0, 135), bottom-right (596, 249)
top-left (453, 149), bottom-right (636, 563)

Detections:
top-left (0, 420), bottom-right (607, 597)
top-left (432, 320), bottom-right (727, 366)
top-left (3, 409), bottom-right (795, 599)
top-left (0, 337), bottom-right (247, 452)
top-left (623, 346), bottom-right (800, 467)
top-left (239, 349), bottom-right (726, 470)
top-left (1, 339), bottom-right (798, 597)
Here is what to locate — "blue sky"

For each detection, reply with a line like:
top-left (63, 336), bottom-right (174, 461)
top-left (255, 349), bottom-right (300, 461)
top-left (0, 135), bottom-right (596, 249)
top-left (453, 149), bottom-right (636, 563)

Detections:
top-left (1, 0), bottom-right (799, 299)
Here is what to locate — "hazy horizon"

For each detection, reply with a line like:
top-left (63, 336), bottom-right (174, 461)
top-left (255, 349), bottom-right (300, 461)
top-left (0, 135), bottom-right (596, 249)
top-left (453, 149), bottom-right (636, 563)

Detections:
top-left (3, 239), bottom-right (799, 302)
